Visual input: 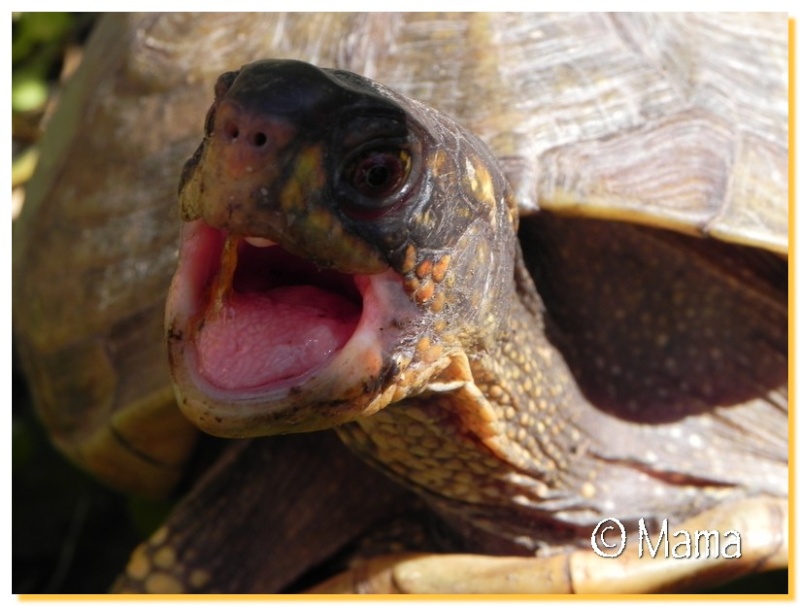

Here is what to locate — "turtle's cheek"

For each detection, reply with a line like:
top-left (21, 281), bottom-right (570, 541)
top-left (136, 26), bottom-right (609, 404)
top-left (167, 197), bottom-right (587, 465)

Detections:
top-left (165, 220), bottom-right (419, 438)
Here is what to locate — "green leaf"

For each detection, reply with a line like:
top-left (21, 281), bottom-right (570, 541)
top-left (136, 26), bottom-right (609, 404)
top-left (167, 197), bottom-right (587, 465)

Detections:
top-left (12, 73), bottom-right (48, 112)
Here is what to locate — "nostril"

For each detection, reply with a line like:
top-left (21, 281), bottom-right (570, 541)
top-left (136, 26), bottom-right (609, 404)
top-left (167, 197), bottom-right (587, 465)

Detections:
top-left (224, 121), bottom-right (240, 140)
top-left (250, 132), bottom-right (268, 148)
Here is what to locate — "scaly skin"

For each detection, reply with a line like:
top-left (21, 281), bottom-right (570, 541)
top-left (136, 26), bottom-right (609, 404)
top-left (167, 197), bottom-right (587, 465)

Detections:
top-left (168, 59), bottom-right (519, 438)
top-left (336, 255), bottom-right (786, 555)
top-left (166, 59), bottom-right (787, 587)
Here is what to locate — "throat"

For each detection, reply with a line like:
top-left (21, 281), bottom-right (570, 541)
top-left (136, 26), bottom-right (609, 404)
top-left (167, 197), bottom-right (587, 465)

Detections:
top-left (334, 217), bottom-right (788, 554)
top-left (334, 294), bottom-right (589, 553)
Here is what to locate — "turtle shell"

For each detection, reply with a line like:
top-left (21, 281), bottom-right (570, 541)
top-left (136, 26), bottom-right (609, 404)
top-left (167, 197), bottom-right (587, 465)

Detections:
top-left (12, 12), bottom-right (787, 592)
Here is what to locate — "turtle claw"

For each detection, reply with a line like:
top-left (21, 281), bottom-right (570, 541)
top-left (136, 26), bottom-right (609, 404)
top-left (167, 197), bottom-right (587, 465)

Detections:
top-left (308, 496), bottom-right (788, 594)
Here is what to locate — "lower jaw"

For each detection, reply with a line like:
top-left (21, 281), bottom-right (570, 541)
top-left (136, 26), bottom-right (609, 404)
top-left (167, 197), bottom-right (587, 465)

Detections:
top-left (166, 221), bottom-right (418, 436)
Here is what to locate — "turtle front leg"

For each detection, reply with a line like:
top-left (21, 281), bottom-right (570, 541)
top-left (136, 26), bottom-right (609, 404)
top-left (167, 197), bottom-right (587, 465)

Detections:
top-left (111, 432), bottom-right (421, 593)
top-left (307, 496), bottom-right (788, 594)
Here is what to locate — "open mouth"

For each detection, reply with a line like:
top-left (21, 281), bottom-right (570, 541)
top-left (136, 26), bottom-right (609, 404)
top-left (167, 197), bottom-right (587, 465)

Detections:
top-left (172, 221), bottom-right (365, 394)
top-left (167, 217), bottom-right (422, 438)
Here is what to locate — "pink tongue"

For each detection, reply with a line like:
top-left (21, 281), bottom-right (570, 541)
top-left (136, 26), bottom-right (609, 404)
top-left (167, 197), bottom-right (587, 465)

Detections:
top-left (196, 286), bottom-right (360, 390)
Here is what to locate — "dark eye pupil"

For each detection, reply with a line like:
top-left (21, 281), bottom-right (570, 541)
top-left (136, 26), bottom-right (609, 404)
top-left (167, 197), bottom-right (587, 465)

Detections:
top-left (349, 150), bottom-right (407, 199)
top-left (365, 165), bottom-right (390, 188)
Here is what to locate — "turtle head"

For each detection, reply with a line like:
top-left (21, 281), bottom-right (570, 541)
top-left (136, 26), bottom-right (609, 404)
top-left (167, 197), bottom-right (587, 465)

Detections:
top-left (168, 60), bottom-right (518, 437)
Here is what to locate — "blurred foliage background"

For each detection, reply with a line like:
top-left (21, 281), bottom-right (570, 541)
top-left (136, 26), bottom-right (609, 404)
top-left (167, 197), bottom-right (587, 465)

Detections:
top-left (12, 13), bottom-right (96, 215)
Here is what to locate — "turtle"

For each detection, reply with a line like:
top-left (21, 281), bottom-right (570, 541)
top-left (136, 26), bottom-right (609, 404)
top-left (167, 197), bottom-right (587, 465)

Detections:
top-left (12, 13), bottom-right (788, 594)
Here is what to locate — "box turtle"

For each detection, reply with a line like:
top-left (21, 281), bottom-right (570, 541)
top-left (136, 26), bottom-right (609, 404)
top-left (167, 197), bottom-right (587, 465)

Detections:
top-left (13, 13), bottom-right (788, 594)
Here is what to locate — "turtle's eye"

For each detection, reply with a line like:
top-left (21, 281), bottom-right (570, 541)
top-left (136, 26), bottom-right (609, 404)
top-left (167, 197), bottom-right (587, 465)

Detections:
top-left (344, 149), bottom-right (411, 201)
top-left (338, 141), bottom-right (414, 219)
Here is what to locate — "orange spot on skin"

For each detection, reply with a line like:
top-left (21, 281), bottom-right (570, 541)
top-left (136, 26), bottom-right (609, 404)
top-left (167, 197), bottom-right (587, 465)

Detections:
top-left (432, 255), bottom-right (451, 283)
top-left (414, 279), bottom-right (435, 304)
top-left (401, 245), bottom-right (418, 274)
top-left (422, 343), bottom-right (443, 364)
top-left (417, 336), bottom-right (431, 354)
top-left (430, 290), bottom-right (446, 313)
top-left (416, 258), bottom-right (433, 279)
top-left (404, 276), bottom-right (420, 296)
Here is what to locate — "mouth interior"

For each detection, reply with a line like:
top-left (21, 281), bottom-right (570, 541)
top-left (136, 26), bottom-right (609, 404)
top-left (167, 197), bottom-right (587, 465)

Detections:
top-left (193, 227), bottom-right (362, 391)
